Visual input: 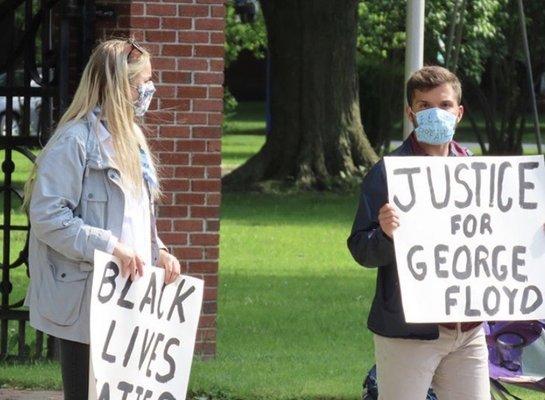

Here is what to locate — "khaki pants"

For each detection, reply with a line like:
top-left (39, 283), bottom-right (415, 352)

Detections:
top-left (374, 325), bottom-right (490, 400)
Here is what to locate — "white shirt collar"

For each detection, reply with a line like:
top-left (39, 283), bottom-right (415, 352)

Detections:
top-left (89, 107), bottom-right (111, 143)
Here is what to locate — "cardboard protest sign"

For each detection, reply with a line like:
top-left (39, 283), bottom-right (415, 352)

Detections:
top-left (90, 250), bottom-right (203, 400)
top-left (384, 156), bottom-right (545, 323)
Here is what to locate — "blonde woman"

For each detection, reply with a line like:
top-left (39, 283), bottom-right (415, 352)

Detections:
top-left (23, 39), bottom-right (181, 398)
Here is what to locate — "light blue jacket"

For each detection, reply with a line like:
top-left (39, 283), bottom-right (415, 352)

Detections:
top-left (25, 116), bottom-right (164, 343)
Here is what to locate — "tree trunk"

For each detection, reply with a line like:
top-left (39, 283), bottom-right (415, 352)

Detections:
top-left (223, 0), bottom-right (378, 189)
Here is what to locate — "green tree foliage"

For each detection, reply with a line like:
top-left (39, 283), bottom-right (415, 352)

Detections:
top-left (464, 0), bottom-right (545, 154)
top-left (224, 2), bottom-right (267, 121)
top-left (225, 0), bottom-right (544, 154)
top-left (225, 2), bottom-right (267, 66)
top-left (425, 0), bottom-right (501, 82)
top-left (356, 0), bottom-right (502, 153)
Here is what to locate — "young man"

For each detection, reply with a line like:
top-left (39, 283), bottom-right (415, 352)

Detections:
top-left (347, 66), bottom-right (490, 400)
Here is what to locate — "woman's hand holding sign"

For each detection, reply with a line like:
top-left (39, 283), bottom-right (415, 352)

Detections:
top-left (113, 242), bottom-right (145, 281)
top-left (158, 249), bottom-right (181, 285)
top-left (379, 203), bottom-right (400, 239)
top-left (112, 243), bottom-right (181, 284)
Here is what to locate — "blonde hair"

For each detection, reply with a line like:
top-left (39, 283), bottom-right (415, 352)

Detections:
top-left (23, 38), bottom-right (160, 210)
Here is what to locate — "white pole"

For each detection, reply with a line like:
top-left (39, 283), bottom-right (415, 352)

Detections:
top-left (403, 0), bottom-right (425, 139)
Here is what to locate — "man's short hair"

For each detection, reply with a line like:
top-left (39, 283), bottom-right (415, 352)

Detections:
top-left (406, 66), bottom-right (462, 106)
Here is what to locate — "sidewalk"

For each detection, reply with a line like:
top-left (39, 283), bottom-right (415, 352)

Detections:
top-left (0, 390), bottom-right (62, 400)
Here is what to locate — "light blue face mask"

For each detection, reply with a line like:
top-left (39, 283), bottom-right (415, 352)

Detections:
top-left (413, 107), bottom-right (458, 145)
top-left (134, 81), bottom-right (156, 117)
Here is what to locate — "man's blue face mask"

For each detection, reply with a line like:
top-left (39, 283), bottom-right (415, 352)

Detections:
top-left (412, 107), bottom-right (458, 145)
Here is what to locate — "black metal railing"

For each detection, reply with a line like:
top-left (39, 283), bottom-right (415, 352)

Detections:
top-left (0, 0), bottom-right (108, 360)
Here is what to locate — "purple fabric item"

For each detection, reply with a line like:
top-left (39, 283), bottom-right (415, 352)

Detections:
top-left (486, 321), bottom-right (545, 391)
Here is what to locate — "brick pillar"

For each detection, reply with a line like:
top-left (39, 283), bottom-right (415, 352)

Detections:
top-left (95, 0), bottom-right (224, 358)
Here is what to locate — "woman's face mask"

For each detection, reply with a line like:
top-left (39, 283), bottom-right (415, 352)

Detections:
top-left (412, 107), bottom-right (458, 145)
top-left (134, 81), bottom-right (156, 117)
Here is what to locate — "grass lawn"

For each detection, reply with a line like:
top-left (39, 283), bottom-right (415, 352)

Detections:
top-left (1, 104), bottom-right (545, 399)
top-left (190, 191), bottom-right (373, 400)
top-left (222, 102), bottom-right (266, 169)
top-left (222, 101), bottom-right (545, 166)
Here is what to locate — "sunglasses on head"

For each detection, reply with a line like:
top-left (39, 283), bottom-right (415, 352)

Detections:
top-left (125, 38), bottom-right (145, 62)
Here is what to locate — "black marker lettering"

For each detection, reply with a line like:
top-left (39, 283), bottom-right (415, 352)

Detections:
top-left (428, 165), bottom-right (451, 209)
top-left (98, 262), bottom-right (119, 304)
top-left (140, 272), bottom-right (158, 314)
top-left (521, 285), bottom-right (543, 314)
top-left (156, 338), bottom-right (180, 383)
top-left (434, 244), bottom-right (449, 278)
top-left (512, 246), bottom-right (528, 282)
top-left (98, 383), bottom-right (110, 400)
top-left (117, 381), bottom-right (133, 400)
top-left (471, 162), bottom-right (487, 207)
top-left (502, 287), bottom-right (518, 314)
top-left (454, 164), bottom-right (472, 208)
top-left (483, 286), bottom-right (500, 316)
top-left (498, 162), bottom-right (513, 212)
top-left (445, 286), bottom-right (459, 315)
top-left (452, 246), bottom-right (471, 280)
top-left (168, 279), bottom-right (196, 323)
top-left (139, 330), bottom-right (156, 370)
top-left (146, 333), bottom-right (165, 378)
top-left (492, 246), bottom-right (508, 281)
top-left (102, 320), bottom-right (116, 363)
top-left (519, 162), bottom-right (539, 209)
top-left (480, 213), bottom-right (492, 235)
top-left (117, 279), bottom-right (135, 309)
top-left (392, 167), bottom-right (421, 212)
top-left (474, 245), bottom-right (491, 278)
top-left (123, 326), bottom-right (139, 367)
top-left (465, 285), bottom-right (481, 317)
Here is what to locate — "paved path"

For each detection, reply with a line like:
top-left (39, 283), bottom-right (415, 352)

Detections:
top-left (0, 390), bottom-right (62, 400)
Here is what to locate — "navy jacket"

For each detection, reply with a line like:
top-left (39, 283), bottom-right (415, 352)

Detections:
top-left (347, 134), bottom-right (469, 339)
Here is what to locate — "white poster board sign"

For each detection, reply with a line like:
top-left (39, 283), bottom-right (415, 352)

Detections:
top-left (384, 156), bottom-right (545, 323)
top-left (90, 250), bottom-right (204, 399)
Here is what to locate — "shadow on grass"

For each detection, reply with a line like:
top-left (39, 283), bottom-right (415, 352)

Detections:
top-left (191, 271), bottom-right (375, 400)
top-left (223, 129), bottom-right (266, 136)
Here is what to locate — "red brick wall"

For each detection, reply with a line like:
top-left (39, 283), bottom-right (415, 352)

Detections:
top-left (95, 0), bottom-right (225, 358)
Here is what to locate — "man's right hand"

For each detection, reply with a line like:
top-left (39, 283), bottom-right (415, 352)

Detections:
top-left (378, 203), bottom-right (400, 239)
top-left (113, 242), bottom-right (145, 281)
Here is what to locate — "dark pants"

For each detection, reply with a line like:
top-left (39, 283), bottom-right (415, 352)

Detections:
top-left (59, 338), bottom-right (89, 400)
